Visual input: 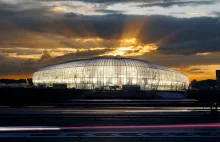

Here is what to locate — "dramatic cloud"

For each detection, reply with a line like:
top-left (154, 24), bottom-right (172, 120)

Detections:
top-left (38, 50), bottom-right (54, 61)
top-left (0, 0), bottom-right (220, 80)
top-left (157, 37), bottom-right (220, 55)
top-left (138, 0), bottom-right (217, 8)
top-left (95, 9), bottom-right (125, 14)
top-left (211, 11), bottom-right (220, 17)
top-left (1, 6), bottom-right (220, 56)
top-left (52, 49), bottom-right (112, 63)
top-left (41, 0), bottom-right (216, 4)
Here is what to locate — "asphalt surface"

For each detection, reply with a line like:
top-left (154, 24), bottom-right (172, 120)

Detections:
top-left (0, 124), bottom-right (219, 142)
top-left (0, 99), bottom-right (219, 141)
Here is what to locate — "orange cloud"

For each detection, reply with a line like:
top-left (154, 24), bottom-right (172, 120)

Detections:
top-left (172, 65), bottom-right (220, 81)
top-left (101, 38), bottom-right (158, 56)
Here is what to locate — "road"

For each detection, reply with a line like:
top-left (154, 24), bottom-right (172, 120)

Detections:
top-left (0, 99), bottom-right (219, 141)
top-left (0, 124), bottom-right (219, 142)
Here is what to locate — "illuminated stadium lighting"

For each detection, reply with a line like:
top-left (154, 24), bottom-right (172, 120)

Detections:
top-left (33, 57), bottom-right (189, 90)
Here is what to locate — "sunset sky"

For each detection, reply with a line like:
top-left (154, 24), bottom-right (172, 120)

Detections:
top-left (0, 0), bottom-right (220, 81)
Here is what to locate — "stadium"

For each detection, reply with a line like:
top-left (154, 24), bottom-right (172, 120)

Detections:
top-left (33, 57), bottom-right (189, 91)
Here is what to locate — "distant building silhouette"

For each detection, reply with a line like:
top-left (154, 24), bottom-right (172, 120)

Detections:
top-left (216, 70), bottom-right (220, 89)
top-left (190, 79), bottom-right (216, 90)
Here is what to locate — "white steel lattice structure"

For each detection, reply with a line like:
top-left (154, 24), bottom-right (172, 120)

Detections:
top-left (32, 57), bottom-right (189, 90)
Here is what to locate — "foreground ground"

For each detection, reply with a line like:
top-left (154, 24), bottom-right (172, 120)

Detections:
top-left (0, 88), bottom-right (219, 141)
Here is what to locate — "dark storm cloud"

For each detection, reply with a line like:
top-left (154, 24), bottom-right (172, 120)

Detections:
top-left (38, 50), bottom-right (54, 61)
top-left (211, 11), bottom-right (220, 17)
top-left (187, 68), bottom-right (205, 74)
top-left (0, 52), bottom-right (50, 75)
top-left (137, 16), bottom-right (220, 55)
top-left (132, 52), bottom-right (220, 69)
top-left (0, 3), bottom-right (124, 39)
top-left (0, 48), bottom-right (41, 55)
top-left (0, 1), bottom-right (220, 56)
top-left (39, 0), bottom-right (218, 8)
top-left (189, 68), bottom-right (202, 71)
top-left (95, 9), bottom-right (125, 14)
top-left (39, 0), bottom-right (154, 3)
top-left (51, 49), bottom-right (112, 63)
top-left (39, 0), bottom-right (216, 5)
top-left (188, 71), bottom-right (205, 74)
top-left (1, 1), bottom-right (220, 80)
top-left (0, 48), bottom-right (113, 76)
top-left (157, 37), bottom-right (220, 55)
top-left (65, 12), bottom-right (84, 18)
top-left (0, 53), bottom-right (23, 74)
top-left (0, 53), bottom-right (6, 60)
top-left (138, 1), bottom-right (216, 8)
top-left (0, 20), bottom-right (64, 49)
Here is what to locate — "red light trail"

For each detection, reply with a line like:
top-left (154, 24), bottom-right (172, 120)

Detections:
top-left (0, 123), bottom-right (220, 131)
top-left (61, 123), bottom-right (220, 130)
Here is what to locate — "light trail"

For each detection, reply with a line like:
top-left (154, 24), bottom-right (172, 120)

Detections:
top-left (27, 106), bottom-right (56, 108)
top-left (0, 106), bottom-right (9, 108)
top-left (1, 123), bottom-right (220, 131)
top-left (69, 99), bottom-right (197, 102)
top-left (43, 109), bottom-right (192, 114)
top-left (61, 123), bottom-right (220, 129)
top-left (44, 108), bottom-right (212, 113)
top-left (0, 126), bottom-right (60, 131)
top-left (124, 110), bottom-right (190, 112)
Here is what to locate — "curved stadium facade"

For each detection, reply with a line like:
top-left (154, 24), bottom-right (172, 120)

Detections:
top-left (33, 57), bottom-right (189, 91)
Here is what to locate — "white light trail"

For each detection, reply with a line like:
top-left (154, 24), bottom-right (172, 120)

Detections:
top-left (0, 126), bottom-right (60, 131)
